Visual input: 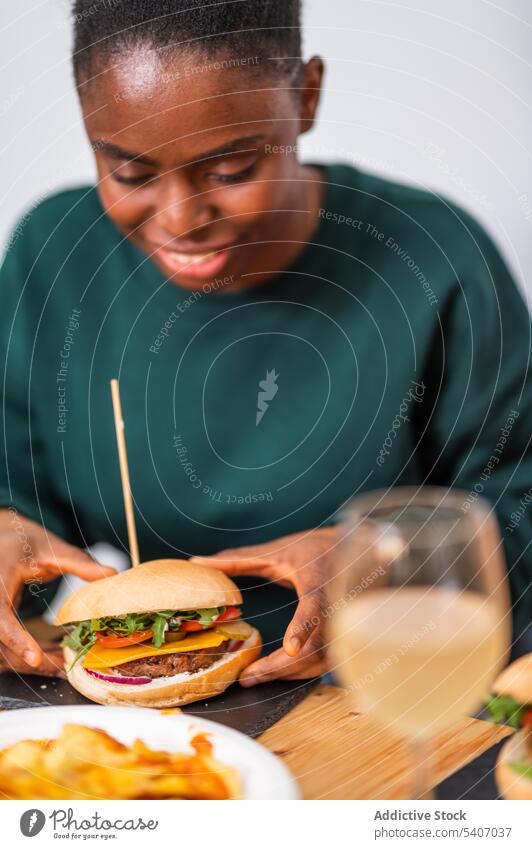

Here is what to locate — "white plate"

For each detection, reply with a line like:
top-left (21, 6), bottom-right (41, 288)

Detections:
top-left (0, 705), bottom-right (299, 800)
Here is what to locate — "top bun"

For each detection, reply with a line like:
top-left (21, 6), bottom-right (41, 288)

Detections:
top-left (56, 559), bottom-right (242, 625)
top-left (492, 653), bottom-right (532, 705)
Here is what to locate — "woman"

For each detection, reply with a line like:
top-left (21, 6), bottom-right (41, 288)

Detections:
top-left (1, 0), bottom-right (531, 685)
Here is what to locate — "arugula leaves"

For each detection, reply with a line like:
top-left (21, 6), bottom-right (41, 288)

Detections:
top-left (510, 757), bottom-right (532, 778)
top-left (486, 695), bottom-right (531, 729)
top-left (151, 612), bottom-right (174, 648)
top-left (61, 607), bottom-right (227, 653)
top-left (195, 608), bottom-right (225, 628)
top-left (61, 621), bottom-right (99, 666)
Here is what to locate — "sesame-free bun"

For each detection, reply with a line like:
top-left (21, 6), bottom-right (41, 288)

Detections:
top-left (62, 628), bottom-right (262, 708)
top-left (495, 730), bottom-right (532, 800)
top-left (491, 653), bottom-right (532, 705)
top-left (56, 559), bottom-right (242, 625)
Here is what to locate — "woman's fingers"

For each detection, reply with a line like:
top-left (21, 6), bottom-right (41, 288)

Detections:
top-left (239, 648), bottom-right (306, 686)
top-left (44, 556), bottom-right (116, 581)
top-left (191, 553), bottom-right (294, 588)
top-left (0, 642), bottom-right (65, 678)
top-left (190, 554), bottom-right (274, 577)
top-left (0, 601), bottom-right (43, 667)
top-left (31, 643), bottom-right (66, 678)
top-left (35, 537), bottom-right (116, 580)
top-left (283, 589), bottom-right (325, 656)
top-left (0, 519), bottom-right (113, 669)
top-left (14, 530), bottom-right (116, 583)
top-left (193, 531), bottom-right (331, 682)
top-left (240, 630), bottom-right (325, 686)
top-left (278, 655), bottom-right (329, 680)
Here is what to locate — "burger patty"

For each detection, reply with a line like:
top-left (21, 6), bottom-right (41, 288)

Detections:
top-left (109, 640), bottom-right (231, 679)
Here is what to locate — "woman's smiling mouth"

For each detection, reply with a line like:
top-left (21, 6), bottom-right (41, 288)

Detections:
top-left (153, 244), bottom-right (235, 280)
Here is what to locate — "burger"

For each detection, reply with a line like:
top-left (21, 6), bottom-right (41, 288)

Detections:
top-left (487, 653), bottom-right (532, 800)
top-left (57, 559), bottom-right (261, 708)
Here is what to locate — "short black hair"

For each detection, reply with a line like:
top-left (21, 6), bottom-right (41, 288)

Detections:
top-left (72, 0), bottom-right (303, 88)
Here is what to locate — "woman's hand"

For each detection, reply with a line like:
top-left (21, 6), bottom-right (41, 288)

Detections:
top-left (0, 509), bottom-right (115, 673)
top-left (191, 527), bottom-right (338, 686)
top-left (0, 641), bottom-right (67, 678)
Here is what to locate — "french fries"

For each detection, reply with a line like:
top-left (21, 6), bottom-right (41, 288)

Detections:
top-left (0, 724), bottom-right (241, 800)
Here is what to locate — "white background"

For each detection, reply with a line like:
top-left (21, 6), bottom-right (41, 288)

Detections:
top-left (1, 0), bottom-right (531, 295)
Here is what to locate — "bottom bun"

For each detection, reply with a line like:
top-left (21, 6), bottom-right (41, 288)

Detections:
top-left (495, 731), bottom-right (532, 800)
top-left (63, 629), bottom-right (262, 708)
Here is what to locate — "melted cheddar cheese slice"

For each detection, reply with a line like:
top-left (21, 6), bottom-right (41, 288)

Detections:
top-left (82, 622), bottom-right (252, 669)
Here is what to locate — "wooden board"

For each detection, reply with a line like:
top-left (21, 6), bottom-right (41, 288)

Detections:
top-left (259, 684), bottom-right (512, 800)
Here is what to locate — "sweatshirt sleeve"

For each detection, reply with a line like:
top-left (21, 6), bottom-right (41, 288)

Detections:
top-left (420, 221), bottom-right (532, 634)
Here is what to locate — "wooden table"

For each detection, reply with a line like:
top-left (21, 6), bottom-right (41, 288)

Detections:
top-left (259, 684), bottom-right (512, 799)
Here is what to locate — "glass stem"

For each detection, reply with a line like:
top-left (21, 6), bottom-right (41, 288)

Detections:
top-left (410, 733), bottom-right (434, 800)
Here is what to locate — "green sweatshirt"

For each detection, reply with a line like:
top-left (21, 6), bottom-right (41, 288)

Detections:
top-left (1, 163), bottom-right (531, 646)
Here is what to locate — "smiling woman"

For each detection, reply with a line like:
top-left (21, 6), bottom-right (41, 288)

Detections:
top-left (0, 0), bottom-right (532, 689)
top-left (73, 0), bottom-right (325, 290)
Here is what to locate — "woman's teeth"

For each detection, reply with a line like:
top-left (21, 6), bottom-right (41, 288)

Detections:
top-left (167, 250), bottom-right (216, 265)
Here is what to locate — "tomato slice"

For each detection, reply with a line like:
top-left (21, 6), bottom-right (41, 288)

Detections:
top-left (96, 630), bottom-right (154, 647)
top-left (180, 620), bottom-right (205, 632)
top-left (521, 709), bottom-right (532, 728)
top-left (216, 606), bottom-right (241, 623)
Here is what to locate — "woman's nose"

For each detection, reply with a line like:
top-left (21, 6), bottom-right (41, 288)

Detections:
top-left (156, 175), bottom-right (216, 237)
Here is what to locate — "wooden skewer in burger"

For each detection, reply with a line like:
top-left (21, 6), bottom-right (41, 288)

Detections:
top-left (57, 379), bottom-right (261, 708)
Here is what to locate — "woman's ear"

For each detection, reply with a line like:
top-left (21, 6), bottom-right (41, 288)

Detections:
top-left (299, 56), bottom-right (325, 135)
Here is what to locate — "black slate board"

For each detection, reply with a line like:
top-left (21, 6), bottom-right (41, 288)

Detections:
top-left (0, 673), bottom-right (319, 738)
top-left (437, 739), bottom-right (505, 800)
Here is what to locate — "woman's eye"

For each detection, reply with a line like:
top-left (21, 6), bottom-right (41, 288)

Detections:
top-left (111, 172), bottom-right (155, 186)
top-left (209, 163), bottom-right (257, 184)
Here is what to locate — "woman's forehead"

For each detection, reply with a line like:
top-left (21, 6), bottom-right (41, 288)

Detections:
top-left (81, 49), bottom-right (294, 162)
top-left (82, 46), bottom-right (286, 116)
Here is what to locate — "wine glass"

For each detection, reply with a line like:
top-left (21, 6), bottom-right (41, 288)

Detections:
top-left (326, 487), bottom-right (511, 798)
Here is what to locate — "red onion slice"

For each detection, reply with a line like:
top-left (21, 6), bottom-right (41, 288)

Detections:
top-left (85, 668), bottom-right (151, 685)
top-left (228, 640), bottom-right (244, 653)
